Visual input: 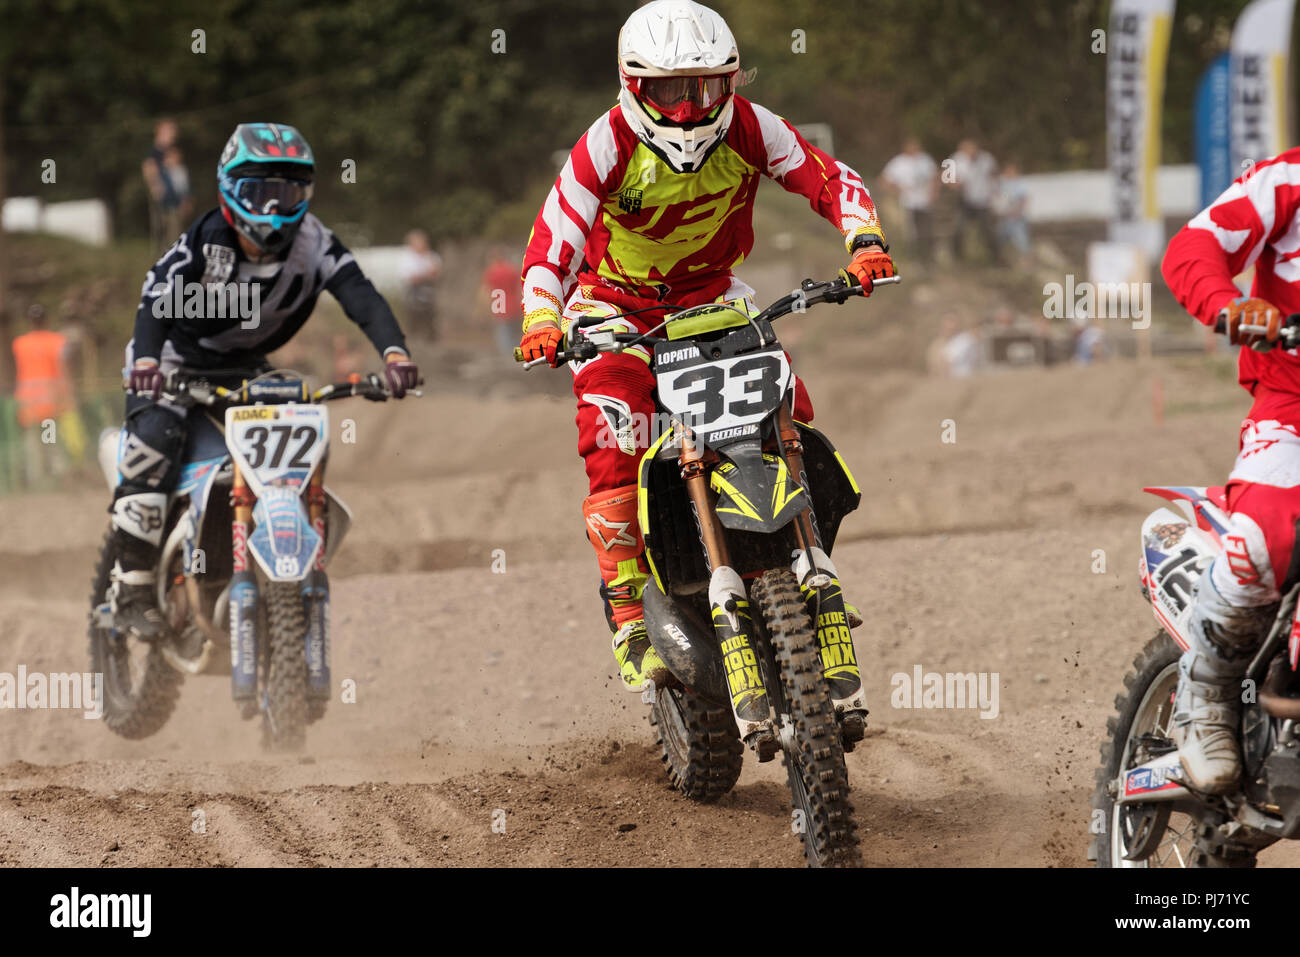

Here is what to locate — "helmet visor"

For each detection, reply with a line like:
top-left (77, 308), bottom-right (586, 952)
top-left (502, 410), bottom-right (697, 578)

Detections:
top-left (638, 74), bottom-right (733, 123)
top-left (232, 177), bottom-right (313, 218)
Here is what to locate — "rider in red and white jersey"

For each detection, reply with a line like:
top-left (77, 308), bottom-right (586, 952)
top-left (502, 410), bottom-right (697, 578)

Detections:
top-left (1163, 146), bottom-right (1300, 792)
top-left (519, 0), bottom-right (894, 693)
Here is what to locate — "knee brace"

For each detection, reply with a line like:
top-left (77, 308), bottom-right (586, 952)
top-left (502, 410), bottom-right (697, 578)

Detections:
top-left (583, 484), bottom-right (649, 628)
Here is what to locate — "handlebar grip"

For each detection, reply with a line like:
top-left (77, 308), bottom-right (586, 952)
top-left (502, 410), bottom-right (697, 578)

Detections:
top-left (513, 347), bottom-right (526, 363)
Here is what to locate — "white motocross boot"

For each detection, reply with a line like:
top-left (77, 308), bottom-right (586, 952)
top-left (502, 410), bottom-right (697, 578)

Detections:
top-left (1171, 574), bottom-right (1275, 794)
top-left (1171, 660), bottom-right (1242, 794)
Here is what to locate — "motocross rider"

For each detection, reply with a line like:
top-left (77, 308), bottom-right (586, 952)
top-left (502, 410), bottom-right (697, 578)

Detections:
top-left (1162, 146), bottom-right (1300, 793)
top-left (111, 122), bottom-right (419, 640)
top-left (518, 1), bottom-right (894, 698)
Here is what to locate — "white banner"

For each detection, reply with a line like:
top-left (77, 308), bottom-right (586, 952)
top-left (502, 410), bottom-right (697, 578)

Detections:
top-left (1229, 0), bottom-right (1296, 175)
top-left (1107, 0), bottom-right (1176, 259)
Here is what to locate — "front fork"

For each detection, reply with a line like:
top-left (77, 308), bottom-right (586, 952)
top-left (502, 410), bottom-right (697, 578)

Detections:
top-left (227, 462), bottom-right (333, 710)
top-left (229, 464), bottom-right (258, 709)
top-left (776, 405), bottom-right (869, 732)
top-left (680, 426), bottom-right (779, 761)
top-left (303, 465), bottom-right (331, 703)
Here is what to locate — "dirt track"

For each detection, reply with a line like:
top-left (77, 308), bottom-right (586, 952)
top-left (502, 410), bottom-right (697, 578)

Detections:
top-left (3, 286), bottom-right (1297, 867)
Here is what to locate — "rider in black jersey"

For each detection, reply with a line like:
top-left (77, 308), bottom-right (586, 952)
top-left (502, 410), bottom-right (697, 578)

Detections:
top-left (111, 122), bottom-right (420, 639)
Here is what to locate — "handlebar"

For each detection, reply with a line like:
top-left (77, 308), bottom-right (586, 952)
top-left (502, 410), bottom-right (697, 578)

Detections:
top-left (135, 371), bottom-right (418, 405)
top-left (516, 273), bottom-right (900, 370)
top-left (1214, 311), bottom-right (1300, 351)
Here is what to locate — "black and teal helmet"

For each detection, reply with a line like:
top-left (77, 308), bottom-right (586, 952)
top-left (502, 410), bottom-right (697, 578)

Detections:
top-left (217, 123), bottom-right (315, 254)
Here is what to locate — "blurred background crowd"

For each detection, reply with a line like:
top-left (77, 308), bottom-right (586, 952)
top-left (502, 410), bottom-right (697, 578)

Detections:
top-left (0, 0), bottom-right (1266, 488)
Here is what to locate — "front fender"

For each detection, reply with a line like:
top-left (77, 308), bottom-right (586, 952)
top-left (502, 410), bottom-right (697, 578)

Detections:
top-left (248, 486), bottom-right (321, 582)
top-left (710, 444), bottom-right (806, 534)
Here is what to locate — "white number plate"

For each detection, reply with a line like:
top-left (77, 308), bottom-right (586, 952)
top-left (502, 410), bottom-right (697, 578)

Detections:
top-left (656, 349), bottom-right (791, 434)
top-left (225, 404), bottom-right (328, 495)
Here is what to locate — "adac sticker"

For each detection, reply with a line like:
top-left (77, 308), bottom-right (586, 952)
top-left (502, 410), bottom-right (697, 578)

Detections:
top-left (230, 407), bottom-right (275, 421)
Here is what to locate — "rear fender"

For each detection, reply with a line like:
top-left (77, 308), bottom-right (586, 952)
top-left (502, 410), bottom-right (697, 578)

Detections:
top-left (1145, 485), bottom-right (1229, 543)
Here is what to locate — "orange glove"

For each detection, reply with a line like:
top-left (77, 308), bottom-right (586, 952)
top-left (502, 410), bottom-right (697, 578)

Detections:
top-left (1220, 297), bottom-right (1282, 348)
top-left (843, 241), bottom-right (894, 294)
top-left (518, 309), bottom-right (564, 365)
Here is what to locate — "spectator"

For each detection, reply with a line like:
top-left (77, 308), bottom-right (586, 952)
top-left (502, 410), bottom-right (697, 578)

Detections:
top-left (11, 304), bottom-right (80, 485)
top-left (1073, 317), bottom-right (1111, 365)
top-left (142, 119), bottom-right (192, 250)
top-left (480, 246), bottom-right (523, 357)
top-left (946, 138), bottom-right (1000, 265)
top-left (398, 229), bottom-right (443, 341)
top-left (928, 312), bottom-right (982, 378)
top-left (880, 138), bottom-right (938, 264)
top-left (994, 160), bottom-right (1031, 268)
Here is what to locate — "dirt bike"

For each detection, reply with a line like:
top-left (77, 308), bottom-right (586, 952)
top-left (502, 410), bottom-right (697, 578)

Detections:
top-left (89, 368), bottom-right (411, 751)
top-left (1091, 315), bottom-right (1300, 867)
top-left (522, 274), bottom-right (899, 866)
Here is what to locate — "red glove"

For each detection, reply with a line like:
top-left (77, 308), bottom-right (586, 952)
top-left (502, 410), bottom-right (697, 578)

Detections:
top-left (518, 310), bottom-right (564, 365)
top-left (383, 351), bottom-right (420, 398)
top-left (128, 359), bottom-right (163, 400)
top-left (1220, 297), bottom-right (1282, 349)
top-left (843, 241), bottom-right (895, 294)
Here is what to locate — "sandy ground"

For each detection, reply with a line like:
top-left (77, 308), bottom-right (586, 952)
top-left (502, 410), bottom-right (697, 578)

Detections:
top-left (2, 278), bottom-right (1296, 867)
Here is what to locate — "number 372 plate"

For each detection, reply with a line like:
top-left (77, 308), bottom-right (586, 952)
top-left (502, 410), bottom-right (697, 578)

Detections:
top-left (225, 404), bottom-right (328, 494)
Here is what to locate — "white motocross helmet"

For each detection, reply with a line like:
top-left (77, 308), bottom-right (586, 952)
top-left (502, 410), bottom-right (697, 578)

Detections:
top-left (618, 0), bottom-right (740, 173)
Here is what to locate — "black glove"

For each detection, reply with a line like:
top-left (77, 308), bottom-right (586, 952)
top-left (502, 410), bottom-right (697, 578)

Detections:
top-left (128, 361), bottom-right (163, 400)
top-left (383, 354), bottom-right (420, 398)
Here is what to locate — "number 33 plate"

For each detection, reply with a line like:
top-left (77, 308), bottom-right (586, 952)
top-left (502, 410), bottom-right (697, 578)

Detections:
top-left (656, 346), bottom-right (791, 435)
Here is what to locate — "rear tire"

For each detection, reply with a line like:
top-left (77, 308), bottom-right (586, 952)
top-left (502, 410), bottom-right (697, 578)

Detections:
top-left (752, 569), bottom-right (861, 867)
top-left (650, 685), bottom-right (743, 803)
top-left (87, 527), bottom-right (182, 739)
top-left (1090, 630), bottom-right (1257, 868)
top-left (262, 581), bottom-right (307, 752)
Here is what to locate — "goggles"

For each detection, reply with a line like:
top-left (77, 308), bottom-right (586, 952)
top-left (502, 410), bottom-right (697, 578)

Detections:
top-left (633, 73), bottom-right (734, 123)
top-left (229, 176), bottom-right (313, 218)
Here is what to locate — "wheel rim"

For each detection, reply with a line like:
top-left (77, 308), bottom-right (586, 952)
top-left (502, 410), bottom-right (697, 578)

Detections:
top-left (1111, 659), bottom-right (1196, 868)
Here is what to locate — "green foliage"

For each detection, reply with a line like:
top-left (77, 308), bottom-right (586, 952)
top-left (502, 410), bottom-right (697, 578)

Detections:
top-left (0, 0), bottom-right (1262, 244)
